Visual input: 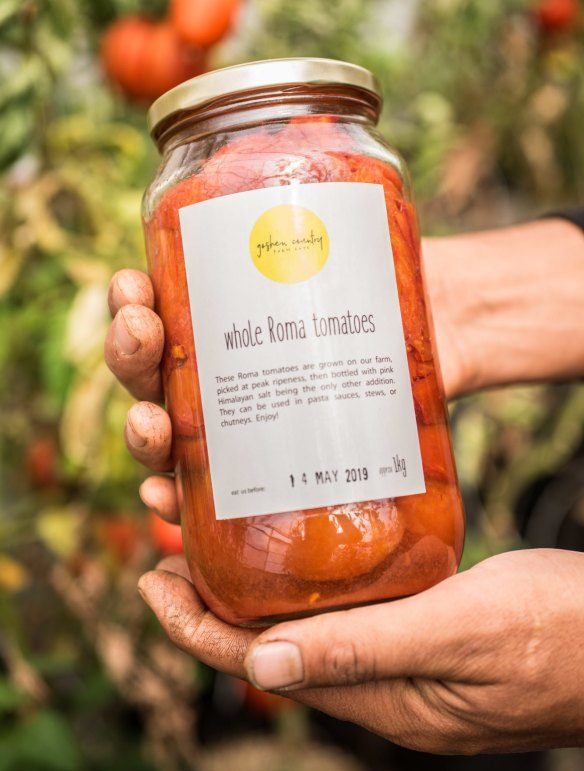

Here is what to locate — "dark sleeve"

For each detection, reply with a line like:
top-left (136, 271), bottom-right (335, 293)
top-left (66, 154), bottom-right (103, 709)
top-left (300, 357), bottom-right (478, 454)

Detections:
top-left (543, 207), bottom-right (584, 233)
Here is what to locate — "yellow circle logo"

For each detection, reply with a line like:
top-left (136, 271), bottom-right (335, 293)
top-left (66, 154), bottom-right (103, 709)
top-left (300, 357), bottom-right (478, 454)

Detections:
top-left (250, 205), bottom-right (329, 284)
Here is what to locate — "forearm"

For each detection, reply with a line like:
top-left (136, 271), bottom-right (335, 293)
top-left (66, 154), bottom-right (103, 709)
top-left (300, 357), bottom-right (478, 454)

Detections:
top-left (424, 218), bottom-right (584, 396)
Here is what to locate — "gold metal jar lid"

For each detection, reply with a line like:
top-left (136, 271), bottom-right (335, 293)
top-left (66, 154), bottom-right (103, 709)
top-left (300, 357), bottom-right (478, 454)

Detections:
top-left (148, 57), bottom-right (382, 137)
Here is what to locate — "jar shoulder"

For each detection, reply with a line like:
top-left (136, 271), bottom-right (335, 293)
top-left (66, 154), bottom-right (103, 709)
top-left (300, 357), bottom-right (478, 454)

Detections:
top-left (143, 118), bottom-right (412, 220)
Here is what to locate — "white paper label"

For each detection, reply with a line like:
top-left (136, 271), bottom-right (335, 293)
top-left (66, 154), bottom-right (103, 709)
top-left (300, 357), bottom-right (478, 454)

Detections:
top-left (179, 182), bottom-right (425, 520)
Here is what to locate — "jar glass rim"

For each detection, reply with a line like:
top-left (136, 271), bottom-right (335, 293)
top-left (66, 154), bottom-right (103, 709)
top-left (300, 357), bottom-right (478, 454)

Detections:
top-left (147, 57), bottom-right (382, 137)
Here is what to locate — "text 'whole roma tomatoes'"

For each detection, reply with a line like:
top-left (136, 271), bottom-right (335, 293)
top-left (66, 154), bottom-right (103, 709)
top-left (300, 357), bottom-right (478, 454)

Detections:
top-left (143, 59), bottom-right (465, 626)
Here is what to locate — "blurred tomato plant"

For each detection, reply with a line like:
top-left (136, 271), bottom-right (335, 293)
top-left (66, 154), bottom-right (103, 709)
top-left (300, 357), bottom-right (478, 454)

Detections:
top-left (1, 0), bottom-right (584, 769)
top-left (0, 1), bottom-right (203, 768)
top-left (101, 17), bottom-right (207, 102)
top-left (170, 0), bottom-right (242, 47)
top-left (533, 0), bottom-right (580, 32)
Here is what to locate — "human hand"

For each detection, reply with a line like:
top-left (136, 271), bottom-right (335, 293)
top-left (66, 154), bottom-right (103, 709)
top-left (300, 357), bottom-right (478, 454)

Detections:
top-left (104, 262), bottom-right (584, 754)
top-left (104, 269), bottom-right (179, 520)
top-left (137, 548), bottom-right (584, 754)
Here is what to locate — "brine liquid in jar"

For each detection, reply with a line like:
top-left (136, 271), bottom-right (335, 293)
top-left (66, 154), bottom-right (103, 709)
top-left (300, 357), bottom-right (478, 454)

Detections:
top-left (142, 58), bottom-right (465, 626)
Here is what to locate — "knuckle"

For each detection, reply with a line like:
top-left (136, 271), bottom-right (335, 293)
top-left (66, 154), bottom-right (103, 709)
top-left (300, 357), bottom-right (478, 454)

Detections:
top-left (321, 636), bottom-right (376, 685)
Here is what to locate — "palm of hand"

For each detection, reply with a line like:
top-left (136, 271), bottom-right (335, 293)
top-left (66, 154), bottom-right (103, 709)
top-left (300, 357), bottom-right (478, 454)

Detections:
top-left (139, 549), bottom-right (584, 754)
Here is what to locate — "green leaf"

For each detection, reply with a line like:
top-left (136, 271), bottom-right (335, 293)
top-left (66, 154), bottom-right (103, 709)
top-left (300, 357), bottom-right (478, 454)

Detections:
top-left (0, 103), bottom-right (35, 172)
top-left (0, 679), bottom-right (27, 713)
top-left (0, 0), bottom-right (21, 30)
top-left (0, 711), bottom-right (83, 771)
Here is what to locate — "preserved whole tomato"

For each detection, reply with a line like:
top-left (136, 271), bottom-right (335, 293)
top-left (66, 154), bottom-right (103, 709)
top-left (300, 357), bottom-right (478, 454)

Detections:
top-left (143, 59), bottom-right (465, 626)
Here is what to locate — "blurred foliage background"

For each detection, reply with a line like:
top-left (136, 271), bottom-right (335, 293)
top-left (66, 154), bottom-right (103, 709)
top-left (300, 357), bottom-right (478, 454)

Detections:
top-left (1, 0), bottom-right (584, 769)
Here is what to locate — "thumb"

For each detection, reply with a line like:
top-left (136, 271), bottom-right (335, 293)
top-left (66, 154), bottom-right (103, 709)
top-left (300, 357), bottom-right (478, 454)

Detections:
top-left (244, 572), bottom-right (473, 691)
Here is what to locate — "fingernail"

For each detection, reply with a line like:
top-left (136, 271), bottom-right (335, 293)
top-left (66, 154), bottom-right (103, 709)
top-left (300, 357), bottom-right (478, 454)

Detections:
top-left (248, 642), bottom-right (304, 691)
top-left (115, 309), bottom-right (140, 355)
top-left (126, 417), bottom-right (147, 449)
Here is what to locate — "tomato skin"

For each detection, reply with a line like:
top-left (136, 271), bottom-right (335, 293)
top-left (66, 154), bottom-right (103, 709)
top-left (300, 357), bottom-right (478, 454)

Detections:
top-left (398, 478), bottom-right (465, 558)
top-left (148, 511), bottom-right (184, 554)
top-left (418, 423), bottom-right (456, 483)
top-left (533, 0), bottom-right (579, 31)
top-left (283, 503), bottom-right (405, 582)
top-left (101, 17), bottom-right (206, 102)
top-left (170, 0), bottom-right (241, 47)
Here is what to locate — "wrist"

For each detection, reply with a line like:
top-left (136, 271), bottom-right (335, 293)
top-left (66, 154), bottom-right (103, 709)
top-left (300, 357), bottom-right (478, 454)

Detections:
top-left (423, 219), bottom-right (584, 396)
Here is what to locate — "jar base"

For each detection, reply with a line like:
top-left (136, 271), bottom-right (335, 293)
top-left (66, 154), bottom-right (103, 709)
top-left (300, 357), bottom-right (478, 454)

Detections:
top-left (233, 593), bottom-right (411, 628)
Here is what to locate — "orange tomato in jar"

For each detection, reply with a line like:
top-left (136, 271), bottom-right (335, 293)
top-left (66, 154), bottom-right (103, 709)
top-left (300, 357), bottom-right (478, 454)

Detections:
top-left (283, 503), bottom-right (405, 582)
top-left (399, 478), bottom-right (464, 556)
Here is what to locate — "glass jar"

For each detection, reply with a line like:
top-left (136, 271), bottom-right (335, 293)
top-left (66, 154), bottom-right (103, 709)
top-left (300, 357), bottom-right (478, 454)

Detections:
top-left (143, 58), bottom-right (465, 627)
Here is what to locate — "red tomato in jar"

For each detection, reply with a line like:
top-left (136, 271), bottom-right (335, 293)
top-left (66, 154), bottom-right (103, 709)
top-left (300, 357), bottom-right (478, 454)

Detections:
top-left (148, 511), bottom-right (183, 554)
top-left (533, 0), bottom-right (579, 31)
top-left (101, 17), bottom-right (206, 102)
top-left (170, 0), bottom-right (241, 47)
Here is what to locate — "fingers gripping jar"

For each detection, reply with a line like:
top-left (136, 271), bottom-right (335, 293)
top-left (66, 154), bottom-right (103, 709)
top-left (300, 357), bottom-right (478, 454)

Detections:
top-left (143, 58), bottom-right (465, 626)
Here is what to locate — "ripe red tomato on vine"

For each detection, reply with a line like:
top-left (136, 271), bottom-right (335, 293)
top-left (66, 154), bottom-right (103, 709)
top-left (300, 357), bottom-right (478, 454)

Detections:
top-left (533, 0), bottom-right (580, 31)
top-left (148, 511), bottom-right (184, 555)
top-left (101, 16), bottom-right (206, 102)
top-left (170, 0), bottom-right (242, 47)
top-left (26, 435), bottom-right (59, 489)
